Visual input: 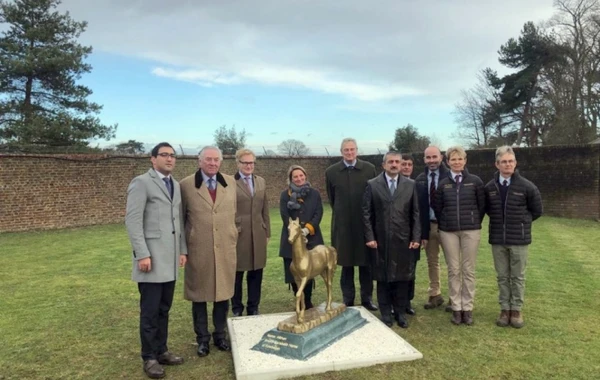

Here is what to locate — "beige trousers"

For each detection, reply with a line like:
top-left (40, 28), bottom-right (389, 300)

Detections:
top-left (439, 229), bottom-right (481, 311)
top-left (425, 222), bottom-right (443, 297)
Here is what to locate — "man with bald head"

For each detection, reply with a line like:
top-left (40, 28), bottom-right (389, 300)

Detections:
top-left (415, 146), bottom-right (450, 310)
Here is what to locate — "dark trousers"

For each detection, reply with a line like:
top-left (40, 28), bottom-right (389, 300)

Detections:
top-left (377, 280), bottom-right (409, 324)
top-left (231, 269), bottom-right (263, 315)
top-left (340, 265), bottom-right (373, 305)
top-left (408, 260), bottom-right (418, 303)
top-left (192, 300), bottom-right (229, 344)
top-left (138, 281), bottom-right (175, 361)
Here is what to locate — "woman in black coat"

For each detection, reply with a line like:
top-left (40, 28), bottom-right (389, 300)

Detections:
top-left (432, 146), bottom-right (485, 326)
top-left (279, 165), bottom-right (324, 309)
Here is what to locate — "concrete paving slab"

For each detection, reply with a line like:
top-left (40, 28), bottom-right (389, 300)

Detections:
top-left (228, 306), bottom-right (423, 380)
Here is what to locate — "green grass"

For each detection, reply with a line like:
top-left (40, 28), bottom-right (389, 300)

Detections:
top-left (1, 210), bottom-right (599, 379)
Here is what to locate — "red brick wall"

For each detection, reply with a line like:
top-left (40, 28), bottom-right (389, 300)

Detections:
top-left (1, 145), bottom-right (598, 233)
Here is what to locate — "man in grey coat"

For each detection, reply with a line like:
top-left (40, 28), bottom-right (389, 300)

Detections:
top-left (125, 142), bottom-right (188, 379)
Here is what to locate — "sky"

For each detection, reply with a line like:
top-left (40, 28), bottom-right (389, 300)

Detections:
top-left (56, 0), bottom-right (557, 156)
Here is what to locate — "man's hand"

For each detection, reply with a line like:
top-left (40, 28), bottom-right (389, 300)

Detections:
top-left (366, 241), bottom-right (378, 249)
top-left (301, 228), bottom-right (309, 237)
top-left (421, 239), bottom-right (428, 249)
top-left (138, 257), bottom-right (151, 272)
top-left (409, 241), bottom-right (420, 249)
top-left (179, 254), bottom-right (187, 267)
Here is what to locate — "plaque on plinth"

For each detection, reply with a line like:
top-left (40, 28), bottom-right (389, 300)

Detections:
top-left (252, 303), bottom-right (367, 360)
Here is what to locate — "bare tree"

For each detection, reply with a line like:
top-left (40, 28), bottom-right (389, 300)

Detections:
top-left (549, 0), bottom-right (600, 141)
top-left (278, 139), bottom-right (310, 156)
top-left (453, 69), bottom-right (519, 148)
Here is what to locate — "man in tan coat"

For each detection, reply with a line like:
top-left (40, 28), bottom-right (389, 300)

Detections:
top-left (180, 146), bottom-right (237, 357)
top-left (232, 148), bottom-right (271, 316)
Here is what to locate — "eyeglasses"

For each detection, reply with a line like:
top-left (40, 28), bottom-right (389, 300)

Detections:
top-left (239, 161), bottom-right (255, 165)
top-left (157, 153), bottom-right (176, 158)
top-left (499, 160), bottom-right (515, 165)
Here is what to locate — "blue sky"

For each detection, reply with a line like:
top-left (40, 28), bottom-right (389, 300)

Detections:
top-left (61, 0), bottom-right (557, 156)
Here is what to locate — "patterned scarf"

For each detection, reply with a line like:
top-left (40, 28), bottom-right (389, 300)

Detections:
top-left (287, 182), bottom-right (312, 210)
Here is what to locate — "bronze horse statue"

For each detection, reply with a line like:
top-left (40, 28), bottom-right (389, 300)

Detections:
top-left (287, 217), bottom-right (337, 323)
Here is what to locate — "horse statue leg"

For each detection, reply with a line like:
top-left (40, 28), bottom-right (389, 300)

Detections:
top-left (295, 277), bottom-right (309, 323)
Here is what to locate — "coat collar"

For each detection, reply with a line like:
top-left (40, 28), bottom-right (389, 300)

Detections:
top-left (234, 172), bottom-right (254, 180)
top-left (147, 169), bottom-right (173, 202)
top-left (493, 169), bottom-right (521, 183)
top-left (423, 162), bottom-right (449, 176)
top-left (194, 170), bottom-right (228, 189)
top-left (337, 158), bottom-right (368, 171)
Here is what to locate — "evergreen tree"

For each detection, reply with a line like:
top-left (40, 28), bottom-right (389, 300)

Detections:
top-left (0, 0), bottom-right (116, 149)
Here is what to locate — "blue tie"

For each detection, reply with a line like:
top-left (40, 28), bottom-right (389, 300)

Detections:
top-left (162, 177), bottom-right (173, 199)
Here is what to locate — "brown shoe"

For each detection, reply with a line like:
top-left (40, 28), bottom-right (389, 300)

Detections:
top-left (143, 359), bottom-right (165, 379)
top-left (510, 310), bottom-right (524, 328)
top-left (445, 298), bottom-right (453, 312)
top-left (424, 294), bottom-right (444, 309)
top-left (496, 310), bottom-right (510, 327)
top-left (462, 310), bottom-right (474, 325)
top-left (451, 311), bottom-right (462, 325)
top-left (157, 351), bottom-right (184, 365)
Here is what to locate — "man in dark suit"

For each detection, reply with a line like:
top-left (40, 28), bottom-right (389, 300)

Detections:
top-left (414, 146), bottom-right (450, 311)
top-left (400, 153), bottom-right (425, 315)
top-left (325, 138), bottom-right (378, 311)
top-left (125, 142), bottom-right (187, 379)
top-left (362, 151), bottom-right (421, 328)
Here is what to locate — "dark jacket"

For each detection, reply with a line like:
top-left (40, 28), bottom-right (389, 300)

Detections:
top-left (484, 170), bottom-right (543, 245)
top-left (432, 168), bottom-right (485, 232)
top-left (362, 173), bottom-right (421, 282)
top-left (415, 164), bottom-right (449, 240)
top-left (325, 158), bottom-right (377, 266)
top-left (278, 187), bottom-right (324, 259)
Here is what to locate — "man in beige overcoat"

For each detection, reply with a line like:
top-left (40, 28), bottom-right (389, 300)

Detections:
top-left (231, 148), bottom-right (271, 316)
top-left (180, 146), bottom-right (237, 357)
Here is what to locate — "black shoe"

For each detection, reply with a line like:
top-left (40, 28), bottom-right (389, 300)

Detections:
top-left (247, 310), bottom-right (259, 316)
top-left (381, 316), bottom-right (393, 327)
top-left (232, 311), bottom-right (242, 317)
top-left (305, 301), bottom-right (314, 310)
top-left (157, 351), bottom-right (184, 365)
top-left (143, 359), bottom-right (165, 379)
top-left (396, 314), bottom-right (409, 328)
top-left (197, 342), bottom-right (210, 357)
top-left (214, 339), bottom-right (231, 352)
top-left (405, 307), bottom-right (416, 315)
top-left (361, 301), bottom-right (379, 311)
top-left (344, 301), bottom-right (355, 307)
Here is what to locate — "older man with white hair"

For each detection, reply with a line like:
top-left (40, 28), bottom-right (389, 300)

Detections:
top-left (484, 145), bottom-right (542, 328)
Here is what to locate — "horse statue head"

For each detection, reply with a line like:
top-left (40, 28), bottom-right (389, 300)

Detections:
top-left (288, 217), bottom-right (305, 245)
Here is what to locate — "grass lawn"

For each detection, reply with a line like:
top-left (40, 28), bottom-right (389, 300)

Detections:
top-left (1, 208), bottom-right (599, 380)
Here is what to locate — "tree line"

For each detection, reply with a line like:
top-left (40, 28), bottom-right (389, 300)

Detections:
top-left (454, 0), bottom-right (600, 148)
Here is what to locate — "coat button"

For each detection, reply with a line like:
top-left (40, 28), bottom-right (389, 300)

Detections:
top-left (172, 231), bottom-right (175, 234)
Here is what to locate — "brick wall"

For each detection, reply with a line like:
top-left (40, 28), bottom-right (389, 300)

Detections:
top-left (1, 145), bottom-right (598, 233)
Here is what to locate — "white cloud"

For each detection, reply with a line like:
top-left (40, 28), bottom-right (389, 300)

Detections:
top-left (59, 0), bottom-right (557, 102)
top-left (152, 64), bottom-right (425, 101)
